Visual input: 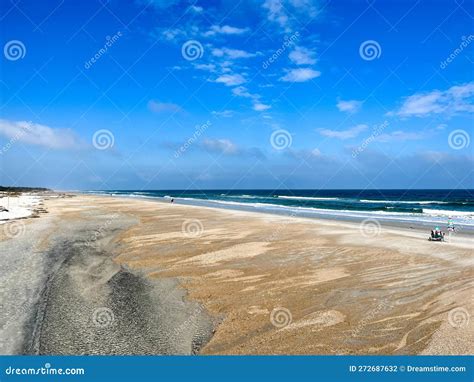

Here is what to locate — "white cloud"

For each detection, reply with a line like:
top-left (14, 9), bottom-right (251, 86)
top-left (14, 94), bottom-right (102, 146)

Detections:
top-left (289, 0), bottom-right (320, 16)
top-left (287, 147), bottom-right (324, 161)
top-left (280, 68), bottom-right (321, 82)
top-left (212, 110), bottom-right (234, 118)
top-left (232, 86), bottom-right (253, 98)
top-left (231, 86), bottom-right (270, 112)
top-left (202, 138), bottom-right (238, 154)
top-left (194, 63), bottom-right (216, 72)
top-left (448, 82), bottom-right (474, 98)
top-left (396, 82), bottom-right (474, 117)
top-left (148, 100), bottom-right (182, 113)
top-left (289, 46), bottom-right (316, 65)
top-left (418, 150), bottom-right (450, 162)
top-left (205, 25), bottom-right (250, 36)
top-left (337, 99), bottom-right (362, 114)
top-left (263, 0), bottom-right (320, 32)
top-left (201, 138), bottom-right (265, 158)
top-left (397, 92), bottom-right (444, 117)
top-left (211, 47), bottom-right (256, 59)
top-left (253, 102), bottom-right (271, 111)
top-left (161, 28), bottom-right (186, 41)
top-left (0, 119), bottom-right (81, 150)
top-left (215, 73), bottom-right (246, 86)
top-left (318, 124), bottom-right (368, 140)
top-left (263, 0), bottom-right (289, 30)
top-left (376, 130), bottom-right (426, 142)
top-left (188, 5), bottom-right (203, 13)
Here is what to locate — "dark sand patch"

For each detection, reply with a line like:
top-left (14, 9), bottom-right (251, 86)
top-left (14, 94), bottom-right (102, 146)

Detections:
top-left (11, 208), bottom-right (214, 355)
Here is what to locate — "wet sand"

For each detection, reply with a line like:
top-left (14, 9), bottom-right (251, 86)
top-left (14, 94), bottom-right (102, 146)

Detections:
top-left (1, 194), bottom-right (472, 355)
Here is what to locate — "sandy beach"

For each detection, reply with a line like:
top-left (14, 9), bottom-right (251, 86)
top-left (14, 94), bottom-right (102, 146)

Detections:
top-left (1, 193), bottom-right (472, 355)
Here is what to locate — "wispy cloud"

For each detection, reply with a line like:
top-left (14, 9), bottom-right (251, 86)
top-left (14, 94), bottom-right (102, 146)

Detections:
top-left (0, 119), bottom-right (82, 150)
top-left (211, 47), bottom-right (257, 59)
top-left (395, 82), bottom-right (474, 117)
top-left (204, 25), bottom-right (250, 36)
top-left (396, 92), bottom-right (444, 117)
top-left (337, 99), bottom-right (362, 114)
top-left (318, 124), bottom-right (368, 139)
top-left (231, 86), bottom-right (271, 112)
top-left (161, 28), bottom-right (186, 41)
top-left (289, 46), bottom-right (316, 65)
top-left (212, 110), bottom-right (234, 118)
top-left (253, 102), bottom-right (271, 111)
top-left (194, 63), bottom-right (217, 72)
top-left (280, 68), bottom-right (321, 82)
top-left (188, 5), bottom-right (203, 13)
top-left (287, 148), bottom-right (323, 161)
top-left (148, 100), bottom-right (182, 113)
top-left (376, 130), bottom-right (427, 142)
top-left (263, 0), bottom-right (321, 32)
top-left (214, 73), bottom-right (246, 86)
top-left (202, 138), bottom-right (239, 154)
top-left (263, 0), bottom-right (289, 30)
top-left (232, 86), bottom-right (253, 98)
top-left (201, 138), bottom-right (265, 159)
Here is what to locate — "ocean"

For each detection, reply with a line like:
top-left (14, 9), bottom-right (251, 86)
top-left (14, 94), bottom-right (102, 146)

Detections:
top-left (83, 189), bottom-right (474, 229)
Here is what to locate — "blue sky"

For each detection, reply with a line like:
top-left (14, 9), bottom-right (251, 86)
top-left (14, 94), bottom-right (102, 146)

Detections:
top-left (0, 0), bottom-right (473, 190)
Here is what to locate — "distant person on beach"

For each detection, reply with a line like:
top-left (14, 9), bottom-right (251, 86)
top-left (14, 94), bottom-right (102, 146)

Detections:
top-left (447, 218), bottom-right (455, 232)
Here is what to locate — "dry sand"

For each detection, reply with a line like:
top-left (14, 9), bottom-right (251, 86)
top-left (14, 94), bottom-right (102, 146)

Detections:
top-left (1, 194), bottom-right (472, 355)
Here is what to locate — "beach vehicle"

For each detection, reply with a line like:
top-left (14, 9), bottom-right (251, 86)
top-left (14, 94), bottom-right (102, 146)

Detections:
top-left (428, 227), bottom-right (445, 242)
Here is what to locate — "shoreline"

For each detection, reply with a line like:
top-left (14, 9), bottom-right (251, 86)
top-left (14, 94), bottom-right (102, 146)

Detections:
top-left (77, 191), bottom-right (474, 234)
top-left (77, 192), bottom-right (474, 240)
top-left (1, 193), bottom-right (473, 355)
